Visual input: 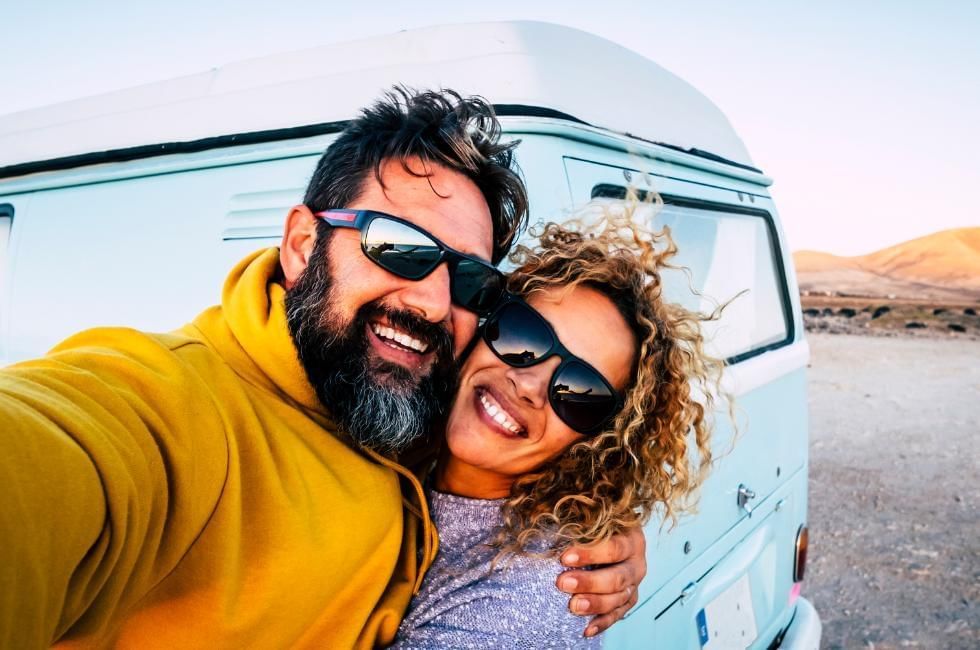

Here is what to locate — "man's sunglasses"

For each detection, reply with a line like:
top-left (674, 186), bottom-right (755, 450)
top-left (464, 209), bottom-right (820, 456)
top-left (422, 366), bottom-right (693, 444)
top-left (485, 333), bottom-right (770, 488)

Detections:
top-left (313, 209), bottom-right (505, 315)
top-left (482, 297), bottom-right (625, 436)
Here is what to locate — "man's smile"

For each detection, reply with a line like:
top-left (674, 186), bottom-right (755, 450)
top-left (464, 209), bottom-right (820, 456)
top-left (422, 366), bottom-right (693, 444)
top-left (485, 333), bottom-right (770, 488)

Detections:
top-left (366, 320), bottom-right (436, 370)
top-left (370, 321), bottom-right (430, 353)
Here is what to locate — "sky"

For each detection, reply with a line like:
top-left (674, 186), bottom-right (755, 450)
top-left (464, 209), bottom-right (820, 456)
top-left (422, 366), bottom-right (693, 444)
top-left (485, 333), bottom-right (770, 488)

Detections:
top-left (2, 0), bottom-right (978, 256)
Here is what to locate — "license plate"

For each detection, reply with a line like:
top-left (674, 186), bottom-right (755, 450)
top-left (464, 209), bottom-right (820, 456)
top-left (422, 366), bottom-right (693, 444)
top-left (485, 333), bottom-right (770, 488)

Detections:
top-left (696, 574), bottom-right (758, 649)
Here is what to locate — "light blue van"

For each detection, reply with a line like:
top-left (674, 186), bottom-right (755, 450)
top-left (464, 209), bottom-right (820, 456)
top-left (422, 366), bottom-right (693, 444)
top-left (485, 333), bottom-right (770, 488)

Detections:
top-left (0, 21), bottom-right (820, 649)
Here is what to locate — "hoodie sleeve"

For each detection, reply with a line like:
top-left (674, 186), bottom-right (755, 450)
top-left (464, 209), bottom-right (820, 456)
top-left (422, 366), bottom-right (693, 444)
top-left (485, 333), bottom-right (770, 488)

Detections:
top-left (0, 327), bottom-right (228, 648)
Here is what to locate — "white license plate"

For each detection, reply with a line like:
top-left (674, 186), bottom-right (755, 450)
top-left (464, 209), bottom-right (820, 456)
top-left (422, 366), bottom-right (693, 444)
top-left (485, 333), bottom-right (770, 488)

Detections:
top-left (696, 574), bottom-right (758, 649)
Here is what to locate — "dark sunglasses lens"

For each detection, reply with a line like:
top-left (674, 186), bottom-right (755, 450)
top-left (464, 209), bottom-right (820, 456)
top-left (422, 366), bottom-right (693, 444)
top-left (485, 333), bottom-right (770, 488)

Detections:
top-left (485, 302), bottom-right (554, 366)
top-left (452, 260), bottom-right (504, 313)
top-left (363, 218), bottom-right (442, 279)
top-left (551, 361), bottom-right (618, 433)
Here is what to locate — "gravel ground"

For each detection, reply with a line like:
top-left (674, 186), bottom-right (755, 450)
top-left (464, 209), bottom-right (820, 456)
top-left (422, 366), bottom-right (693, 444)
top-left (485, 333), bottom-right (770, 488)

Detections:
top-left (805, 333), bottom-right (979, 649)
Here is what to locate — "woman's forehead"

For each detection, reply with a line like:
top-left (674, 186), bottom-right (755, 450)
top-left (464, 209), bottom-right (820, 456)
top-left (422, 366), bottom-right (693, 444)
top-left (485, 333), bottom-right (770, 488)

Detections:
top-left (527, 285), bottom-right (636, 390)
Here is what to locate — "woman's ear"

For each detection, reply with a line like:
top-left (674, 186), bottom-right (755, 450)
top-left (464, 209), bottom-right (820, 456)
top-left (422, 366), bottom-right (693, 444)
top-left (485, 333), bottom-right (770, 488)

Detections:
top-left (280, 205), bottom-right (318, 289)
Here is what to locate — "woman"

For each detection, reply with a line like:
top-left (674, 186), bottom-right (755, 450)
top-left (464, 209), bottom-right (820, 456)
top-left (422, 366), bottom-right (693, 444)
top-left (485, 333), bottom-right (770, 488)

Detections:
top-left (392, 211), bottom-right (724, 649)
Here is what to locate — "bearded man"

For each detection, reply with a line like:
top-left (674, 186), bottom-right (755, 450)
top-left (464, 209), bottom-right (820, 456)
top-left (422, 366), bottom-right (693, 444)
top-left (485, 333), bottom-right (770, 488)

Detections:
top-left (0, 89), bottom-right (644, 648)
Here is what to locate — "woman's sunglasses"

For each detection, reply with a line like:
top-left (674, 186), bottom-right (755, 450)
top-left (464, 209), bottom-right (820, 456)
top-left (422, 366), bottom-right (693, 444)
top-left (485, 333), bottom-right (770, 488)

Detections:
top-left (482, 297), bottom-right (625, 435)
top-left (314, 208), bottom-right (505, 315)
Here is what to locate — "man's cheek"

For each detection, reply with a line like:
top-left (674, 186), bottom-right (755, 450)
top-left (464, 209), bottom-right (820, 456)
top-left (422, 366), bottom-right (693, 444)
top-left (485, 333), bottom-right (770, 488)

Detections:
top-left (451, 312), bottom-right (479, 358)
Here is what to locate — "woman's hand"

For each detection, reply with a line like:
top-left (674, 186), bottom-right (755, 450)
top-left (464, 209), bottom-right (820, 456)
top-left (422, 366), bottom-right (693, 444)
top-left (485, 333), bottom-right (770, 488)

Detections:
top-left (557, 527), bottom-right (647, 637)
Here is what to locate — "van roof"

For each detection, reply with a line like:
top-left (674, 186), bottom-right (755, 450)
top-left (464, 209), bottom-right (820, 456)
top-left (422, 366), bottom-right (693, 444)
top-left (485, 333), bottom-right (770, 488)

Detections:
top-left (0, 21), bottom-right (754, 174)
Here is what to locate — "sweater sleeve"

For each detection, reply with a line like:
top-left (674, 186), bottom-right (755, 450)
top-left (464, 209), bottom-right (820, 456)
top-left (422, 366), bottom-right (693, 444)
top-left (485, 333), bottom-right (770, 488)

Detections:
top-left (0, 328), bottom-right (229, 648)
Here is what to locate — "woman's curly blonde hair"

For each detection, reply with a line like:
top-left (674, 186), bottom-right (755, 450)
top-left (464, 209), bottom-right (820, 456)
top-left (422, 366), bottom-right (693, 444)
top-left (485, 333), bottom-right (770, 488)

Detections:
top-left (492, 198), bottom-right (727, 558)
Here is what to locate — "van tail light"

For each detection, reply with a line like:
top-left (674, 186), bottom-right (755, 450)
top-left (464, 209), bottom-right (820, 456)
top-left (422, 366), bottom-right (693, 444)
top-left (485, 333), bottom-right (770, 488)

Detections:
top-left (794, 524), bottom-right (808, 582)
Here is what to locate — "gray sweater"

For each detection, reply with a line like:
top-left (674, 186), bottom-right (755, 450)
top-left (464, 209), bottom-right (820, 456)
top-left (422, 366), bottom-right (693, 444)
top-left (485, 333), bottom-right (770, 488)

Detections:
top-left (391, 490), bottom-right (602, 649)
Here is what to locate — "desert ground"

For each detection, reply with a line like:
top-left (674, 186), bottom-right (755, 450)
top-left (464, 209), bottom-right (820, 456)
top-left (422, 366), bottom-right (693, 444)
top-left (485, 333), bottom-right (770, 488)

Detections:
top-left (804, 332), bottom-right (979, 649)
top-left (801, 296), bottom-right (980, 340)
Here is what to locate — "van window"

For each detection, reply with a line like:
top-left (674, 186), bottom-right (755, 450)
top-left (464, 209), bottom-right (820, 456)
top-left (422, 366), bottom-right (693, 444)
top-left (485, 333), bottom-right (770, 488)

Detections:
top-left (586, 187), bottom-right (789, 362)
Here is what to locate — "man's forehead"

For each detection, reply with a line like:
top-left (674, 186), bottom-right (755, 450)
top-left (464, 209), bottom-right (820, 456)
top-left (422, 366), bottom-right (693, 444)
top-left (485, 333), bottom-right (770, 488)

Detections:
top-left (356, 158), bottom-right (495, 260)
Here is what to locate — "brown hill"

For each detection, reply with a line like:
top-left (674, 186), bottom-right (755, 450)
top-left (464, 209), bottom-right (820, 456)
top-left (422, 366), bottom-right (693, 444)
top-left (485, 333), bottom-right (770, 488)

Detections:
top-left (862, 228), bottom-right (980, 288)
top-left (793, 227), bottom-right (980, 300)
top-left (793, 250), bottom-right (860, 273)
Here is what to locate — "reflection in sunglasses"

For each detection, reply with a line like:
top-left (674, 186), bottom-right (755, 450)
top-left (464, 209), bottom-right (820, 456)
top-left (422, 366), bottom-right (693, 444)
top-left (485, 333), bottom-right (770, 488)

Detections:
top-left (501, 350), bottom-right (537, 364)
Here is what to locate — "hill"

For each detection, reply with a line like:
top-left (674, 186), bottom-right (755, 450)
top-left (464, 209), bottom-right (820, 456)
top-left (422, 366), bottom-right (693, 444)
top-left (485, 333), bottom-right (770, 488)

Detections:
top-left (794, 227), bottom-right (980, 300)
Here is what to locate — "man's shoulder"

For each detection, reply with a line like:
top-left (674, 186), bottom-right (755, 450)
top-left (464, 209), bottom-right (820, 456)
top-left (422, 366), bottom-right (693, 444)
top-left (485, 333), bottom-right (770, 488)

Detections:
top-left (32, 324), bottom-right (226, 390)
top-left (50, 325), bottom-right (202, 354)
top-left (43, 325), bottom-right (210, 367)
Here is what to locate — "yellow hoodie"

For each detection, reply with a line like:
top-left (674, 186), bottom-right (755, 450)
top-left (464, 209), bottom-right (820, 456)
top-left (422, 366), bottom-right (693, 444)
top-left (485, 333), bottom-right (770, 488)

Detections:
top-left (0, 247), bottom-right (437, 649)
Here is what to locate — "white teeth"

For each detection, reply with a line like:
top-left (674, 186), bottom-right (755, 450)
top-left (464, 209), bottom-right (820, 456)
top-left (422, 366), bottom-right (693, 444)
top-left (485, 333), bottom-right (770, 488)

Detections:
top-left (371, 324), bottom-right (428, 353)
top-left (479, 392), bottom-right (523, 435)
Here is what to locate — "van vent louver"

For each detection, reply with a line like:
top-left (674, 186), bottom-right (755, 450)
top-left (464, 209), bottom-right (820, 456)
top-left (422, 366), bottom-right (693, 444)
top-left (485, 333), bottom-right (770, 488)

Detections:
top-left (222, 188), bottom-right (303, 241)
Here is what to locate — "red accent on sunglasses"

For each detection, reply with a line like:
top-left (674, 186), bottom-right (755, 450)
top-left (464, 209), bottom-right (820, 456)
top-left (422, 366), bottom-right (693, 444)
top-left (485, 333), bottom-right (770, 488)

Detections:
top-left (317, 209), bottom-right (357, 222)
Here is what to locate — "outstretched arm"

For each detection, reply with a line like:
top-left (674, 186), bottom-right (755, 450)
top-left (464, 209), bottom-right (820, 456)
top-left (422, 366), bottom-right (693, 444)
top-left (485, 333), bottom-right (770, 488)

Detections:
top-left (0, 332), bottom-right (226, 647)
top-left (557, 527), bottom-right (647, 637)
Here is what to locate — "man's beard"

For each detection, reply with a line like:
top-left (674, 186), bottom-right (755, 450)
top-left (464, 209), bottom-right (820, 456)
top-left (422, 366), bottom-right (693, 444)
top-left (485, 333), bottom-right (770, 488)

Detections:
top-left (285, 241), bottom-right (458, 454)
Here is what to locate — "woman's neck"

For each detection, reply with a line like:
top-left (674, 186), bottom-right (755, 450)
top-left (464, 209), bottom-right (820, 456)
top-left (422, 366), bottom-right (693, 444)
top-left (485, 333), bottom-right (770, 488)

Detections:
top-left (434, 449), bottom-right (515, 499)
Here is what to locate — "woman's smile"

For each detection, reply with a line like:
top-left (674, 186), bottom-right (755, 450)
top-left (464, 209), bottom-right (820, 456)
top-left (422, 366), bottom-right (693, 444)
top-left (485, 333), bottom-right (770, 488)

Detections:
top-left (474, 386), bottom-right (528, 438)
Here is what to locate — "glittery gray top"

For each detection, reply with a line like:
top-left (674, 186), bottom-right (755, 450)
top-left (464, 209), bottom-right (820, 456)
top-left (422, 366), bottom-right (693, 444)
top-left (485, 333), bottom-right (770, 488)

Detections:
top-left (391, 490), bottom-right (601, 649)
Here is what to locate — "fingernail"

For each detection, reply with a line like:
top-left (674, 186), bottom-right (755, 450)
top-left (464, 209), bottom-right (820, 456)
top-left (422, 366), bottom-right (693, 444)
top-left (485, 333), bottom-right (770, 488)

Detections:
top-left (562, 576), bottom-right (578, 591)
top-left (573, 597), bottom-right (590, 614)
top-left (585, 626), bottom-right (598, 637)
top-left (564, 552), bottom-right (579, 565)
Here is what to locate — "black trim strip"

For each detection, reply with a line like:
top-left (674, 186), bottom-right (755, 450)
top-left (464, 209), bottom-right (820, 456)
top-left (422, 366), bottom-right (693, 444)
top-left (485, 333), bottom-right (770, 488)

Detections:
top-left (591, 184), bottom-right (796, 364)
top-left (0, 121), bottom-right (351, 181)
top-left (0, 105), bottom-right (761, 181)
top-left (654, 143), bottom-right (762, 174)
top-left (493, 104), bottom-right (589, 124)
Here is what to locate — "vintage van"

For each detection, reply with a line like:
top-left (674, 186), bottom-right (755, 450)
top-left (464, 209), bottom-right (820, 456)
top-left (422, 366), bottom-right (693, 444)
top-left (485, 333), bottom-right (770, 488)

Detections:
top-left (0, 21), bottom-right (821, 649)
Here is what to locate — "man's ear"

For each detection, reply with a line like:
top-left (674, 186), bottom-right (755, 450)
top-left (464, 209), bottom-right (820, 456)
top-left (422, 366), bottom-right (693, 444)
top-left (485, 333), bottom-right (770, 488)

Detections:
top-left (280, 205), bottom-right (319, 289)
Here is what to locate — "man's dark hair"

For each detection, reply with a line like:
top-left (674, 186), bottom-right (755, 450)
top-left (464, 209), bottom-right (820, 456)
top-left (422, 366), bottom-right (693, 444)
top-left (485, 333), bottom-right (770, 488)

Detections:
top-left (303, 87), bottom-right (528, 264)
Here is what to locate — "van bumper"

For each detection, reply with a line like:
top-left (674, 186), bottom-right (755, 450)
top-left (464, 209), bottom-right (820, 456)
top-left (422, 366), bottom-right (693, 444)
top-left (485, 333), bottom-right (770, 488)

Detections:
top-left (778, 597), bottom-right (821, 649)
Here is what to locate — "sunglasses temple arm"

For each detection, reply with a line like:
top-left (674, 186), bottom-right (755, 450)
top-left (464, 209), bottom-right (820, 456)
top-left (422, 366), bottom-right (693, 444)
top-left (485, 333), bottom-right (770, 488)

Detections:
top-left (313, 210), bottom-right (369, 230)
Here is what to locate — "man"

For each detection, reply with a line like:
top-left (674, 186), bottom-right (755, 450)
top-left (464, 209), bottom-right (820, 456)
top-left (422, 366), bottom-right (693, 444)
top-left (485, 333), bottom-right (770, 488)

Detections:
top-left (0, 89), bottom-right (644, 648)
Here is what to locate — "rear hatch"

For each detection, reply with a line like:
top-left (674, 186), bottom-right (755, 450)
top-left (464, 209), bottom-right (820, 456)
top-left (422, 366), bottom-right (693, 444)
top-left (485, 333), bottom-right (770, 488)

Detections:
top-left (561, 156), bottom-right (808, 608)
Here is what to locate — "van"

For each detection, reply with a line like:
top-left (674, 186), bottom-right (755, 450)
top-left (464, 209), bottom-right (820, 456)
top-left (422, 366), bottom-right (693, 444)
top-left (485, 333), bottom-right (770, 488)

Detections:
top-left (0, 21), bottom-right (821, 649)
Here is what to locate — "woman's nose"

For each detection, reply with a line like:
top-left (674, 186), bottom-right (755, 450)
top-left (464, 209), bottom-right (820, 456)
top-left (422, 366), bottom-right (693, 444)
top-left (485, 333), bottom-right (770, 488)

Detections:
top-left (506, 357), bottom-right (560, 410)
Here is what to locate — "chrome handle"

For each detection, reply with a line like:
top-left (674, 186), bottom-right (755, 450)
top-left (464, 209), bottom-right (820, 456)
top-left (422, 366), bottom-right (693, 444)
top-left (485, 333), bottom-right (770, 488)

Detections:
top-left (737, 484), bottom-right (757, 516)
top-left (680, 581), bottom-right (697, 604)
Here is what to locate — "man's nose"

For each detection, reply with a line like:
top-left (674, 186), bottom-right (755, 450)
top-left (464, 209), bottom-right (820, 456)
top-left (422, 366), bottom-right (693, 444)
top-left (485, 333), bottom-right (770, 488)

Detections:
top-left (507, 357), bottom-right (559, 410)
top-left (399, 263), bottom-right (452, 324)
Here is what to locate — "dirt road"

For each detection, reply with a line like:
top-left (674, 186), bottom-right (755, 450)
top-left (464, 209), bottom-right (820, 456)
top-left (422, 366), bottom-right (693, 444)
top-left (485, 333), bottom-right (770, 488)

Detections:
top-left (805, 333), bottom-right (979, 649)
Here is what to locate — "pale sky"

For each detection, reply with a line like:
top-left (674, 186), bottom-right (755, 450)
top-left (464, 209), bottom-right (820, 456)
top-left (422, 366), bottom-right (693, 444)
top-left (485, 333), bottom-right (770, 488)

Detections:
top-left (2, 0), bottom-right (978, 256)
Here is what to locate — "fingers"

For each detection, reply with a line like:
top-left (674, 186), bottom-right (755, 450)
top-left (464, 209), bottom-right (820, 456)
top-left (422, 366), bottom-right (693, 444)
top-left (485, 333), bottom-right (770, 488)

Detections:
top-left (558, 528), bottom-right (647, 636)
top-left (561, 527), bottom-right (646, 567)
top-left (557, 561), bottom-right (630, 596)
top-left (561, 531), bottom-right (632, 567)
top-left (580, 587), bottom-right (640, 637)
top-left (568, 585), bottom-right (633, 616)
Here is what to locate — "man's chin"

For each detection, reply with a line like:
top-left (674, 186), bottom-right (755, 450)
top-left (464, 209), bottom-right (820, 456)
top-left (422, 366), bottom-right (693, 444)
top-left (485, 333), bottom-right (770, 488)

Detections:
top-left (365, 350), bottom-right (432, 384)
top-left (366, 358), bottom-right (430, 394)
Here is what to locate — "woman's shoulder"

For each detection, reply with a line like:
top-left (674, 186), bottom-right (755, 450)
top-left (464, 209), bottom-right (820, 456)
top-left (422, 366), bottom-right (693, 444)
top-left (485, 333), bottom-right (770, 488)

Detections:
top-left (395, 521), bottom-right (599, 648)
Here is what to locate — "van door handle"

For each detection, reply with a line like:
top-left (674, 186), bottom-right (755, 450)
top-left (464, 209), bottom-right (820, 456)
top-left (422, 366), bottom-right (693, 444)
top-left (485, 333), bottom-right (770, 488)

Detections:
top-left (737, 484), bottom-right (756, 517)
top-left (680, 581), bottom-right (697, 604)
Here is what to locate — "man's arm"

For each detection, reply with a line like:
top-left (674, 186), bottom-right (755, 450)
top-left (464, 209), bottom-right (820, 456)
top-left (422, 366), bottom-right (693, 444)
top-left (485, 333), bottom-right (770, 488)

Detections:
top-left (0, 331), bottom-right (227, 647)
top-left (558, 527), bottom-right (647, 637)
